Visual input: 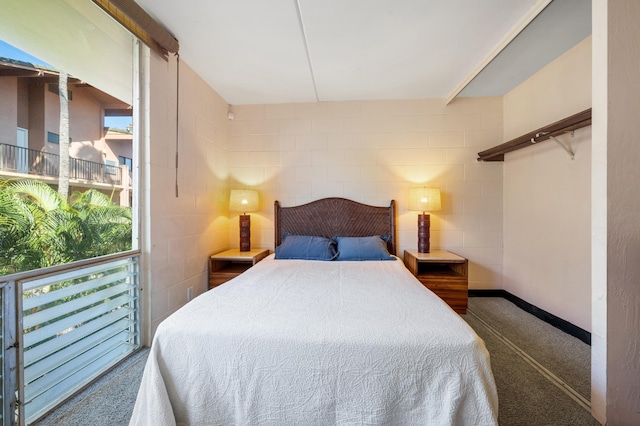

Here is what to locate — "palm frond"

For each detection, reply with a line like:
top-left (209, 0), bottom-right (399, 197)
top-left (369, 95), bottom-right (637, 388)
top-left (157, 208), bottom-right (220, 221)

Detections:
top-left (7, 179), bottom-right (65, 212)
top-left (1, 179), bottom-right (133, 275)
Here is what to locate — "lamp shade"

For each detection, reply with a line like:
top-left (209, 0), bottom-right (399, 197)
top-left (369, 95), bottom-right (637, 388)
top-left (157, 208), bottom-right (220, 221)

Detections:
top-left (229, 189), bottom-right (259, 213)
top-left (408, 188), bottom-right (441, 213)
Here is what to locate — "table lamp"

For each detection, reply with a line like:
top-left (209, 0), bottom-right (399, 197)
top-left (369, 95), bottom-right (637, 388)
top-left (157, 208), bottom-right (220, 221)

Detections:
top-left (229, 189), bottom-right (259, 251)
top-left (408, 187), bottom-right (441, 253)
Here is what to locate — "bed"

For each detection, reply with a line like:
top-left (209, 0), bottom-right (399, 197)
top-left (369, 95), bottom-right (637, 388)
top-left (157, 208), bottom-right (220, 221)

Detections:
top-left (130, 198), bottom-right (498, 426)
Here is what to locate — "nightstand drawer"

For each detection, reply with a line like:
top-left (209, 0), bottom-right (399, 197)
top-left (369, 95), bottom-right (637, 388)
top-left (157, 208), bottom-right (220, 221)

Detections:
top-left (208, 248), bottom-right (269, 290)
top-left (209, 275), bottom-right (231, 288)
top-left (427, 288), bottom-right (467, 312)
top-left (418, 278), bottom-right (467, 291)
top-left (418, 279), bottom-right (467, 311)
top-left (404, 249), bottom-right (468, 314)
top-left (209, 264), bottom-right (251, 288)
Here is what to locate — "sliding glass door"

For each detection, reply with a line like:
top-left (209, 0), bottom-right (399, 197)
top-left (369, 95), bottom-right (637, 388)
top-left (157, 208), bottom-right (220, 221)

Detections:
top-left (0, 1), bottom-right (142, 423)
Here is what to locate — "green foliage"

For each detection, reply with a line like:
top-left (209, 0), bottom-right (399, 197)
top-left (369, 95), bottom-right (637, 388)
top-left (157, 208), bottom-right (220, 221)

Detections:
top-left (0, 179), bottom-right (132, 275)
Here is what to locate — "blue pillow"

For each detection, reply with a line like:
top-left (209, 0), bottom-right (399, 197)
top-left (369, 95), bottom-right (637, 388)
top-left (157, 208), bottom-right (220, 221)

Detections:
top-left (334, 236), bottom-right (395, 261)
top-left (275, 233), bottom-right (338, 260)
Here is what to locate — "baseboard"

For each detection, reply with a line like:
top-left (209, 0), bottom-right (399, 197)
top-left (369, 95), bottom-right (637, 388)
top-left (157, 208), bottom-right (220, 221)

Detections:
top-left (468, 289), bottom-right (505, 298)
top-left (468, 289), bottom-right (591, 345)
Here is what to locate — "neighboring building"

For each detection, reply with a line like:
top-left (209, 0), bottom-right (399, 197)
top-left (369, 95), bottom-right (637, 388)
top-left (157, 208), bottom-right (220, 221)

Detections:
top-left (0, 57), bottom-right (132, 206)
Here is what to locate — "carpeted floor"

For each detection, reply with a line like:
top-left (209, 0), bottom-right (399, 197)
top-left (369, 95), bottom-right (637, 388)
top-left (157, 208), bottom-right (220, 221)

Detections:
top-left (462, 297), bottom-right (598, 425)
top-left (34, 297), bottom-right (600, 425)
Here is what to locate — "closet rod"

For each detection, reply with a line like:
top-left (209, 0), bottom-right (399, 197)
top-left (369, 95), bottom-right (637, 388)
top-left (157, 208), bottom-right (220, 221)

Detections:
top-left (477, 108), bottom-right (591, 162)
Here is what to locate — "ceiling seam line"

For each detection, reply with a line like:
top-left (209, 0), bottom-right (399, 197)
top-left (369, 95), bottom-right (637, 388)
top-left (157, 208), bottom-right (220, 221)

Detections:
top-left (444, 0), bottom-right (553, 104)
top-left (294, 0), bottom-right (320, 102)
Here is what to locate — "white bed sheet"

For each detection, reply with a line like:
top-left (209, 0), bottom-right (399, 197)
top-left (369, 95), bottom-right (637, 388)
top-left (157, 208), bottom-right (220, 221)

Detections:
top-left (130, 255), bottom-right (498, 426)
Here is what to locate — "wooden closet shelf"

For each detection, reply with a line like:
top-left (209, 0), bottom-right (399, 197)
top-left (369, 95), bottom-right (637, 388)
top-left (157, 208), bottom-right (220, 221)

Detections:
top-left (477, 108), bottom-right (592, 162)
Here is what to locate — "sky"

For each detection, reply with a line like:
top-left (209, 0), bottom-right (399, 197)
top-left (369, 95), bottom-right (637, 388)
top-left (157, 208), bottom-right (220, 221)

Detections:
top-left (1, 39), bottom-right (132, 129)
top-left (0, 40), bottom-right (49, 66)
top-left (105, 116), bottom-right (133, 129)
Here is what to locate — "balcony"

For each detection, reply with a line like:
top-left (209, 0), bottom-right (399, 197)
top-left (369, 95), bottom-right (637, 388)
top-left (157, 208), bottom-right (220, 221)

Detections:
top-left (0, 143), bottom-right (123, 187)
top-left (1, 251), bottom-right (141, 424)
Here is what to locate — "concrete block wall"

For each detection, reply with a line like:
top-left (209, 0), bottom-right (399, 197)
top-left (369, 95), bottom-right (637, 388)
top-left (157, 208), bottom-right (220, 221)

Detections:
top-left (146, 54), bottom-right (230, 335)
top-left (227, 97), bottom-right (504, 290)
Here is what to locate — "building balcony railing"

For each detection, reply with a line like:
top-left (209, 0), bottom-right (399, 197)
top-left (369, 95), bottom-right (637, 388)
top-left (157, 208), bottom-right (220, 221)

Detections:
top-left (0, 143), bottom-right (123, 186)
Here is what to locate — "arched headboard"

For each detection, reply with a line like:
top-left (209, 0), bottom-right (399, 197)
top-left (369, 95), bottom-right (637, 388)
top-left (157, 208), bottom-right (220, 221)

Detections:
top-left (274, 198), bottom-right (397, 255)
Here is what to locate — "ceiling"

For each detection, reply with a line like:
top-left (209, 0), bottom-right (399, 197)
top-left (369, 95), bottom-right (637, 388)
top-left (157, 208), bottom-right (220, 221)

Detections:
top-left (136, 0), bottom-right (591, 106)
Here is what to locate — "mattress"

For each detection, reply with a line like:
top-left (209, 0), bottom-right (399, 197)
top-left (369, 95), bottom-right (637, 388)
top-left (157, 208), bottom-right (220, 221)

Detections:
top-left (129, 255), bottom-right (498, 425)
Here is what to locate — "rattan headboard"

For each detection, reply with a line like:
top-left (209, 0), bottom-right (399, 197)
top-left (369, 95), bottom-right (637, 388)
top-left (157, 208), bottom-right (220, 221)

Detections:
top-left (274, 198), bottom-right (397, 255)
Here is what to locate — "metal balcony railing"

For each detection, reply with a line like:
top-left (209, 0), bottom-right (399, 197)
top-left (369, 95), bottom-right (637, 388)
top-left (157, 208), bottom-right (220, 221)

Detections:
top-left (0, 251), bottom-right (141, 424)
top-left (0, 143), bottom-right (122, 186)
top-left (1, 280), bottom-right (18, 425)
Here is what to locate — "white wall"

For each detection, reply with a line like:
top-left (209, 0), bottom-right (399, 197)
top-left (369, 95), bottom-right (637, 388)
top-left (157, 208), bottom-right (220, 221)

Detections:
top-left (590, 4), bottom-right (607, 420)
top-left (502, 37), bottom-right (592, 331)
top-left (144, 53), bottom-right (231, 336)
top-left (592, 1), bottom-right (640, 423)
top-left (228, 97), bottom-right (504, 289)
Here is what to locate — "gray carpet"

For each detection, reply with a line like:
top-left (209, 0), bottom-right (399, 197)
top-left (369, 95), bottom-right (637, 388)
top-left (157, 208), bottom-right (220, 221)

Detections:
top-left (462, 297), bottom-right (598, 426)
top-left (465, 297), bottom-right (591, 399)
top-left (33, 297), bottom-right (600, 425)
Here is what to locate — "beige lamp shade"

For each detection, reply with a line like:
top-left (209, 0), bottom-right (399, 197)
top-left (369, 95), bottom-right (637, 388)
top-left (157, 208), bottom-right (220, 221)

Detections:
top-left (229, 189), bottom-right (259, 213)
top-left (408, 188), bottom-right (441, 213)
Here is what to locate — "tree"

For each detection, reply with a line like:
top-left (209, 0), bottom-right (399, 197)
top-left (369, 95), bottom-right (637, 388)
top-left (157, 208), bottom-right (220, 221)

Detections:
top-left (0, 179), bottom-right (132, 275)
top-left (58, 71), bottom-right (70, 200)
top-left (68, 188), bottom-right (132, 258)
top-left (0, 179), bottom-right (68, 273)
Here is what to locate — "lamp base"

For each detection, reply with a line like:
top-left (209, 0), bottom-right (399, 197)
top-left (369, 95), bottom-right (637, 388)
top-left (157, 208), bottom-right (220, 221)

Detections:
top-left (239, 214), bottom-right (251, 252)
top-left (418, 213), bottom-right (431, 253)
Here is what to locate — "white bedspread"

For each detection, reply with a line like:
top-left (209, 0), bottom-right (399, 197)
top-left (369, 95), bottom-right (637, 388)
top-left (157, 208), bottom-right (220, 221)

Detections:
top-left (130, 255), bottom-right (498, 425)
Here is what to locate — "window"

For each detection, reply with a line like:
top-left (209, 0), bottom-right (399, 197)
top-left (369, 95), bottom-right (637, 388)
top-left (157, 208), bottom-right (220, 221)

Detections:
top-left (105, 159), bottom-right (117, 174)
top-left (0, 35), bottom-right (138, 281)
top-left (47, 131), bottom-right (59, 144)
top-left (119, 155), bottom-right (132, 169)
top-left (0, 3), bottom-right (140, 420)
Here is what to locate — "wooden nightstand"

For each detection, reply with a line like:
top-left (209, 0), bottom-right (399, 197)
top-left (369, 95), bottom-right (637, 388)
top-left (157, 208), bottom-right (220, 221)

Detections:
top-left (404, 249), bottom-right (468, 314)
top-left (209, 248), bottom-right (269, 289)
